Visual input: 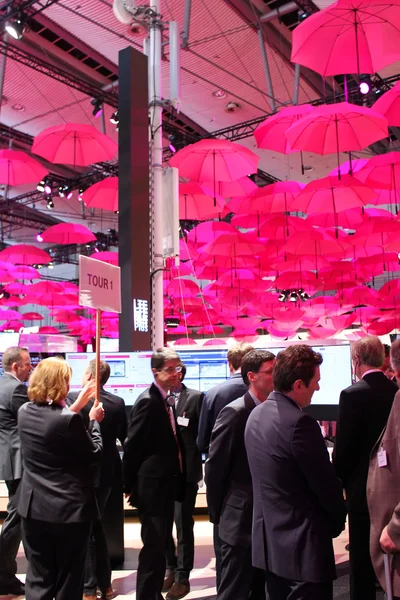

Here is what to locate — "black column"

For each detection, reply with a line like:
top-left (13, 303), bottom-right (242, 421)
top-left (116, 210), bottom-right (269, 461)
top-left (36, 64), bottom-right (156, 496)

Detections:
top-left (118, 46), bottom-right (152, 351)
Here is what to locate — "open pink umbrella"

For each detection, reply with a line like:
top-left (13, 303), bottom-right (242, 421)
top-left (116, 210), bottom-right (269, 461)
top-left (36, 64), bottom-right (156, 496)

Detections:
top-left (0, 244), bottom-right (51, 266)
top-left (21, 312), bottom-right (44, 321)
top-left (202, 177), bottom-right (258, 199)
top-left (254, 105), bottom-right (315, 154)
top-left (40, 223), bottom-right (96, 245)
top-left (357, 152), bottom-right (400, 192)
top-left (231, 181), bottom-right (305, 216)
top-left (0, 309), bottom-right (22, 321)
top-left (187, 221), bottom-right (236, 246)
top-left (373, 81), bottom-right (400, 127)
top-left (167, 279), bottom-right (200, 299)
top-left (173, 338), bottom-right (198, 346)
top-left (0, 150), bottom-right (48, 186)
top-left (329, 157), bottom-right (369, 177)
top-left (10, 265), bottom-right (41, 280)
top-left (89, 251), bottom-right (118, 265)
top-left (32, 123), bottom-right (117, 167)
top-left (203, 339), bottom-right (227, 346)
top-left (179, 182), bottom-right (224, 219)
top-left (291, 0), bottom-right (400, 76)
top-left (83, 177), bottom-right (118, 212)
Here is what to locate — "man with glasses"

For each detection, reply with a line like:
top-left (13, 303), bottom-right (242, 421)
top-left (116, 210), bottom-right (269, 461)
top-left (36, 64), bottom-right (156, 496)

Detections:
top-left (205, 350), bottom-right (275, 600)
top-left (123, 348), bottom-right (185, 600)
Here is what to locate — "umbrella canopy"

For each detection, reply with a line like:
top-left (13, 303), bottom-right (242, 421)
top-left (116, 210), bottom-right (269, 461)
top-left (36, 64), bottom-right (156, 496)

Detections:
top-left (40, 223), bottom-right (96, 245)
top-left (9, 265), bottom-right (41, 280)
top-left (0, 309), bottom-right (22, 321)
top-left (179, 182), bottom-right (224, 219)
top-left (0, 149), bottom-right (48, 186)
top-left (231, 181), bottom-right (305, 215)
top-left (291, 0), bottom-right (400, 76)
top-left (0, 244), bottom-right (51, 266)
top-left (254, 105), bottom-right (315, 154)
top-left (357, 152), bottom-right (400, 191)
top-left (202, 177), bottom-right (258, 198)
top-left (83, 177), bottom-right (118, 212)
top-left (373, 81), bottom-right (400, 127)
top-left (89, 251), bottom-right (118, 265)
top-left (21, 312), bottom-right (44, 320)
top-left (170, 139), bottom-right (259, 182)
top-left (285, 103), bottom-right (388, 159)
top-left (329, 157), bottom-right (369, 177)
top-left (32, 123), bottom-right (117, 166)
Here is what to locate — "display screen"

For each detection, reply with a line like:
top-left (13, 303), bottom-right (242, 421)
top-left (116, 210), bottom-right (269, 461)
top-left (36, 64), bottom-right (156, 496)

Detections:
top-left (66, 344), bottom-right (352, 407)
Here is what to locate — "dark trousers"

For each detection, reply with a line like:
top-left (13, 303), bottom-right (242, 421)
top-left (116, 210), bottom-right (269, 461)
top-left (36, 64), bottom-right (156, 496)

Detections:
top-left (265, 570), bottom-right (333, 600)
top-left (218, 539), bottom-right (265, 600)
top-left (213, 523), bottom-right (222, 591)
top-left (166, 482), bottom-right (198, 583)
top-left (22, 517), bottom-right (90, 600)
top-left (136, 497), bottom-right (175, 600)
top-left (348, 511), bottom-right (376, 600)
top-left (84, 487), bottom-right (112, 595)
top-left (0, 479), bottom-right (22, 582)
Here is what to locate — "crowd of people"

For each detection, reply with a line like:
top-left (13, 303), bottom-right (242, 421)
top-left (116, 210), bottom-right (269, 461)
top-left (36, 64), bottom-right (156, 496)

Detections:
top-left (0, 337), bottom-right (400, 600)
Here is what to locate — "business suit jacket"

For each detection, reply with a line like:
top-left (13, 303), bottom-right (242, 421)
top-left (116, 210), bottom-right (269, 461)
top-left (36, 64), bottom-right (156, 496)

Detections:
top-left (245, 391), bottom-right (346, 583)
top-left (17, 401), bottom-right (102, 523)
top-left (205, 392), bottom-right (255, 547)
top-left (0, 372), bottom-right (29, 481)
top-left (197, 373), bottom-right (247, 454)
top-left (367, 389), bottom-right (400, 597)
top-left (123, 383), bottom-right (186, 512)
top-left (67, 387), bottom-right (127, 487)
top-left (333, 371), bottom-right (397, 512)
top-left (175, 384), bottom-right (203, 483)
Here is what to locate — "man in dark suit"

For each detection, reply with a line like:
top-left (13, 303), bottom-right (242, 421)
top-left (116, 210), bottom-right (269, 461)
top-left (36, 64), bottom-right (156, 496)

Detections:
top-left (196, 342), bottom-right (253, 589)
top-left (67, 358), bottom-right (128, 600)
top-left (206, 350), bottom-right (275, 600)
top-left (123, 348), bottom-right (185, 600)
top-left (164, 364), bottom-right (203, 600)
top-left (245, 345), bottom-right (346, 600)
top-left (333, 336), bottom-right (397, 600)
top-left (0, 346), bottom-right (31, 596)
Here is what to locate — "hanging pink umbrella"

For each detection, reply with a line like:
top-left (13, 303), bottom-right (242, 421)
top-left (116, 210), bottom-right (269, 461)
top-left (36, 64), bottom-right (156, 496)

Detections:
top-left (3, 283), bottom-right (29, 295)
top-left (329, 158), bottom-right (369, 177)
top-left (170, 139), bottom-right (259, 183)
top-left (231, 181), bottom-right (305, 216)
top-left (373, 81), bottom-right (400, 127)
top-left (258, 215), bottom-right (311, 240)
top-left (254, 105), bottom-right (315, 154)
top-left (187, 221), bottom-right (236, 246)
top-left (203, 339), bottom-right (227, 346)
top-left (40, 223), bottom-right (96, 245)
top-left (21, 312), bottom-right (44, 321)
top-left (167, 279), bottom-right (200, 299)
top-left (202, 177), bottom-right (258, 198)
top-left (0, 149), bottom-right (48, 186)
top-left (9, 265), bottom-right (41, 280)
top-left (0, 309), bottom-right (22, 321)
top-left (306, 207), bottom-right (365, 229)
top-left (200, 233), bottom-right (265, 258)
top-left (283, 229), bottom-right (351, 257)
top-left (89, 251), bottom-right (118, 265)
top-left (179, 182), bottom-right (224, 219)
top-left (173, 338), bottom-right (198, 346)
top-left (83, 177), bottom-right (118, 212)
top-left (291, 0), bottom-right (400, 76)
top-left (32, 123), bottom-right (117, 166)
top-left (357, 152), bottom-right (400, 195)
top-left (0, 270), bottom-right (16, 284)
top-left (38, 326), bottom-right (60, 334)
top-left (0, 244), bottom-right (51, 266)
top-left (29, 281), bottom-right (63, 294)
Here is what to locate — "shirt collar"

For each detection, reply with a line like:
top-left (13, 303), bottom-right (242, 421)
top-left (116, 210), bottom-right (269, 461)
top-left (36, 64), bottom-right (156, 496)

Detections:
top-left (6, 372), bottom-right (22, 383)
top-left (362, 369), bottom-right (383, 378)
top-left (154, 380), bottom-right (168, 400)
top-left (248, 389), bottom-right (262, 406)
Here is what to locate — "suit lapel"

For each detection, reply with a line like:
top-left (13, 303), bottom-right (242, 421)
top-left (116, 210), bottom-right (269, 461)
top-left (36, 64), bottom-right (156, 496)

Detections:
top-left (176, 385), bottom-right (188, 417)
top-left (244, 391), bottom-right (256, 411)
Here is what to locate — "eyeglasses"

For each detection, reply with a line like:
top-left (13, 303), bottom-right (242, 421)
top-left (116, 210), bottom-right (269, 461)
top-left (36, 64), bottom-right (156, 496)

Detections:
top-left (257, 369), bottom-right (274, 375)
top-left (159, 366), bottom-right (182, 374)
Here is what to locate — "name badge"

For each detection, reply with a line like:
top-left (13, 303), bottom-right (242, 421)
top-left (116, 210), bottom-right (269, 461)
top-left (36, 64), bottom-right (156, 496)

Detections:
top-left (177, 416), bottom-right (189, 427)
top-left (378, 449), bottom-right (387, 468)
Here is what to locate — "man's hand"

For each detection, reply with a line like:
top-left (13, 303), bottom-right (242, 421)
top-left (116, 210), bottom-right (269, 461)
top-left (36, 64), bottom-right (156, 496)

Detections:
top-left (89, 402), bottom-right (105, 423)
top-left (69, 381), bottom-right (97, 413)
top-left (380, 526), bottom-right (399, 553)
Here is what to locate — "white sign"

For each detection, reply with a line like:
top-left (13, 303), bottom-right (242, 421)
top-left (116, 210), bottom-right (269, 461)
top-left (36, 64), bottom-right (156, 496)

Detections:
top-left (79, 255), bottom-right (121, 313)
top-left (133, 298), bottom-right (149, 332)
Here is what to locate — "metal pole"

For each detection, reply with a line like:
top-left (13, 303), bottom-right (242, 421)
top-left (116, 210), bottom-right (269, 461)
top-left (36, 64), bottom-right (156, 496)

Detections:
top-left (260, 2), bottom-right (298, 22)
top-left (257, 26), bottom-right (276, 112)
top-left (100, 105), bottom-right (106, 135)
top-left (0, 8), bottom-right (9, 121)
top-left (293, 63), bottom-right (301, 105)
top-left (182, 0), bottom-right (192, 48)
top-left (149, 0), bottom-right (164, 349)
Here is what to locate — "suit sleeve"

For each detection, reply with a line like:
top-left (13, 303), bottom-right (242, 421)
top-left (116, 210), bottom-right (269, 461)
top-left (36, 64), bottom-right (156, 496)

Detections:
top-left (67, 412), bottom-right (103, 464)
top-left (10, 383), bottom-right (29, 420)
top-left (123, 399), bottom-right (152, 493)
top-left (205, 405), bottom-right (240, 524)
top-left (118, 406), bottom-right (128, 447)
top-left (197, 391), bottom-right (213, 454)
top-left (291, 414), bottom-right (347, 538)
top-left (333, 388), bottom-right (362, 488)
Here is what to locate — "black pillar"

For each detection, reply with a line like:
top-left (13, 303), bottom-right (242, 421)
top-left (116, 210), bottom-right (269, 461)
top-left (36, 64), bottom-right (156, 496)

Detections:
top-left (118, 46), bottom-right (152, 351)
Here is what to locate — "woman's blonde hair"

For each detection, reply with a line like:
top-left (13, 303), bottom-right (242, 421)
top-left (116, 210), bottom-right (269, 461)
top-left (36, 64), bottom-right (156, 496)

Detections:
top-left (28, 357), bottom-right (72, 405)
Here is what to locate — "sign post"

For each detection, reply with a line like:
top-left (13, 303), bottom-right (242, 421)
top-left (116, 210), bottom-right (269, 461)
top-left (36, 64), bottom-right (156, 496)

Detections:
top-left (79, 255), bottom-right (121, 405)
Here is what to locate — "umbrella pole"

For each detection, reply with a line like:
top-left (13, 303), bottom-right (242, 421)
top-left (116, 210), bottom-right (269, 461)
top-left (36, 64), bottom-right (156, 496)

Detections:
top-left (213, 151), bottom-right (216, 207)
top-left (335, 118), bottom-right (341, 180)
top-left (94, 308), bottom-right (101, 407)
top-left (331, 188), bottom-right (338, 238)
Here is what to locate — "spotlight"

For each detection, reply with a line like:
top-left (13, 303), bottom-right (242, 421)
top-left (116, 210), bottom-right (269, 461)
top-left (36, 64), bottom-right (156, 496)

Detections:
top-left (78, 187), bottom-right (85, 201)
top-left (58, 184), bottom-right (72, 199)
top-left (44, 182), bottom-right (52, 195)
top-left (278, 292), bottom-right (286, 302)
top-left (93, 246), bottom-right (100, 253)
top-left (38, 177), bottom-right (52, 194)
top-left (298, 9), bottom-right (309, 21)
top-left (299, 290), bottom-right (310, 301)
top-left (168, 134), bottom-right (177, 153)
top-left (5, 13), bottom-right (25, 40)
top-left (37, 180), bottom-right (45, 192)
top-left (110, 111), bottom-right (119, 125)
top-left (36, 231), bottom-right (43, 242)
top-left (359, 76), bottom-right (372, 95)
top-left (48, 262), bottom-right (54, 269)
top-left (91, 98), bottom-right (103, 118)
top-left (46, 197), bottom-right (54, 209)
top-left (289, 291), bottom-right (298, 302)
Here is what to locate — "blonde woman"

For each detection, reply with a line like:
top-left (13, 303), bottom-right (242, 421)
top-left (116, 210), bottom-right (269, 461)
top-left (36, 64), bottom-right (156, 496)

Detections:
top-left (17, 357), bottom-right (104, 600)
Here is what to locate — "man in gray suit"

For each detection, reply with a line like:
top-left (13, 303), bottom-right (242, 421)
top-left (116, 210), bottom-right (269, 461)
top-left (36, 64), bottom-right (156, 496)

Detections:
top-left (205, 350), bottom-right (275, 600)
top-left (0, 346), bottom-right (31, 595)
top-left (245, 345), bottom-right (346, 600)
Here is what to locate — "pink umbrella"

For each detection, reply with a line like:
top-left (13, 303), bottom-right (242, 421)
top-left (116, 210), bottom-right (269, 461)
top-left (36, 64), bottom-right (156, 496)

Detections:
top-left (283, 229), bottom-right (351, 257)
top-left (89, 251), bottom-right (118, 265)
top-left (373, 81), bottom-right (400, 127)
top-left (179, 182), bottom-right (224, 219)
top-left (285, 103), bottom-right (388, 177)
top-left (0, 309), bottom-right (22, 321)
top-left (357, 153), bottom-right (400, 202)
top-left (273, 271), bottom-right (323, 294)
top-left (291, 0), bottom-right (400, 76)
top-left (200, 233), bottom-right (265, 258)
top-left (187, 221), bottom-right (236, 245)
top-left (0, 244), bottom-right (51, 266)
top-left (173, 338), bottom-right (198, 346)
top-left (32, 123), bottom-right (117, 167)
top-left (329, 158), bottom-right (369, 177)
top-left (0, 149), bottom-right (48, 186)
top-left (0, 270), bottom-right (16, 284)
top-left (38, 326), bottom-right (60, 334)
top-left (0, 320), bottom-right (23, 331)
top-left (167, 279), bottom-right (200, 299)
top-left (203, 339), bottom-right (227, 346)
top-left (231, 181), bottom-right (305, 216)
top-left (254, 105), bottom-right (315, 154)
top-left (258, 215), bottom-right (311, 240)
top-left (306, 207), bottom-right (366, 229)
top-left (10, 266), bottom-right (41, 280)
top-left (29, 281), bottom-right (63, 294)
top-left (170, 139), bottom-right (259, 183)
top-left (21, 312), bottom-right (44, 320)
top-left (202, 177), bottom-right (258, 198)
top-left (40, 223), bottom-right (96, 245)
top-left (3, 283), bottom-right (29, 295)
top-left (83, 177), bottom-right (118, 212)
top-left (197, 325), bottom-right (225, 335)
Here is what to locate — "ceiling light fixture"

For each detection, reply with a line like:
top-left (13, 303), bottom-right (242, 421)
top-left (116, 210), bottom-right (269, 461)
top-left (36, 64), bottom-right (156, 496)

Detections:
top-left (46, 197), bottom-right (54, 210)
top-left (36, 231), bottom-right (43, 242)
top-left (5, 13), bottom-right (25, 40)
top-left (91, 97), bottom-right (103, 118)
top-left (168, 134), bottom-right (176, 153)
top-left (110, 110), bottom-right (119, 125)
top-left (212, 90), bottom-right (226, 99)
top-left (359, 75), bottom-right (372, 95)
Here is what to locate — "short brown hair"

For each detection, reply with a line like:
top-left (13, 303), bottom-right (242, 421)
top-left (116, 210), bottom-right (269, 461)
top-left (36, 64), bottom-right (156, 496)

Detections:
top-left (273, 345), bottom-right (323, 393)
top-left (28, 357), bottom-right (72, 405)
top-left (241, 350), bottom-right (275, 386)
top-left (87, 359), bottom-right (110, 386)
top-left (352, 336), bottom-right (384, 369)
top-left (2, 347), bottom-right (29, 372)
top-left (151, 347), bottom-right (180, 370)
top-left (390, 340), bottom-right (400, 373)
top-left (227, 343), bottom-right (254, 371)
